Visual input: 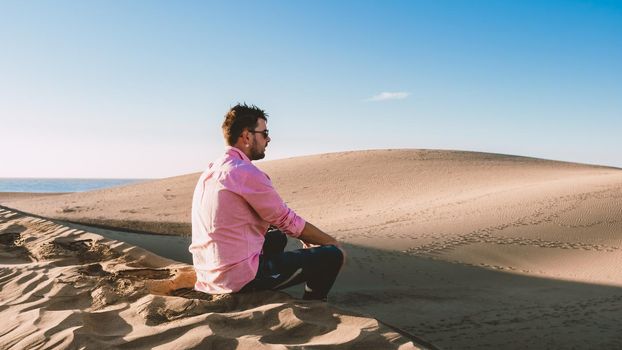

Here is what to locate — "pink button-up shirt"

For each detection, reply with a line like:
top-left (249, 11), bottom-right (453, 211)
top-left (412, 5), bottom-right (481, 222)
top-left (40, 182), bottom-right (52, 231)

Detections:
top-left (190, 146), bottom-right (306, 293)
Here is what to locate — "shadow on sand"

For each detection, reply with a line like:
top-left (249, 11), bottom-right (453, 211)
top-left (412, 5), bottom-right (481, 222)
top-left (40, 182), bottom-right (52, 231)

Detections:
top-left (77, 221), bottom-right (622, 350)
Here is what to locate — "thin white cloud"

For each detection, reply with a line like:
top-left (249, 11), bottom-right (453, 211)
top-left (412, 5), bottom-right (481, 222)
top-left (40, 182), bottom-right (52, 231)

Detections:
top-left (368, 91), bottom-right (410, 101)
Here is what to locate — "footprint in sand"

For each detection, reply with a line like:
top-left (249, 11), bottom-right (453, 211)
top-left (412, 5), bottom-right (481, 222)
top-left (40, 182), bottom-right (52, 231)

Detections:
top-left (36, 238), bottom-right (120, 265)
top-left (0, 224), bottom-right (31, 262)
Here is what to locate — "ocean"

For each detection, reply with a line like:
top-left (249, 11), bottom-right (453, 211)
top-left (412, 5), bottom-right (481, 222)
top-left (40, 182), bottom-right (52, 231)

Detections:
top-left (0, 178), bottom-right (148, 193)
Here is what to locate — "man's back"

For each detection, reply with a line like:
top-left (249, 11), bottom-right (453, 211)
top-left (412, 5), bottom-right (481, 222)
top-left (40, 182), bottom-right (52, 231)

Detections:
top-left (190, 146), bottom-right (305, 294)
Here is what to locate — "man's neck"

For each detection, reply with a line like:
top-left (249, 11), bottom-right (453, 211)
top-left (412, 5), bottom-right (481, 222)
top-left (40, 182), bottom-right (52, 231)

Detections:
top-left (231, 145), bottom-right (253, 162)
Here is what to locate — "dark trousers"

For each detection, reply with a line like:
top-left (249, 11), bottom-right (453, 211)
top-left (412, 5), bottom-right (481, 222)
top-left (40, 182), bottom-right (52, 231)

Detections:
top-left (239, 229), bottom-right (344, 301)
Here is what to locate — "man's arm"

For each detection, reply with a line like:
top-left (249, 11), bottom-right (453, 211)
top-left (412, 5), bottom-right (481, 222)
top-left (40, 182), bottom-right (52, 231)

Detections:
top-left (298, 222), bottom-right (339, 246)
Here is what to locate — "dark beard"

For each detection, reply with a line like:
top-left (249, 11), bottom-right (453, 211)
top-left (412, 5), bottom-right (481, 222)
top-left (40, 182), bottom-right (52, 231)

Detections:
top-left (250, 147), bottom-right (265, 160)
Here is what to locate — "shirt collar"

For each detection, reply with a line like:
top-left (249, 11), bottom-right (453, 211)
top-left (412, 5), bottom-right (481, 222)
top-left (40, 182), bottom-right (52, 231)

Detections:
top-left (225, 146), bottom-right (251, 163)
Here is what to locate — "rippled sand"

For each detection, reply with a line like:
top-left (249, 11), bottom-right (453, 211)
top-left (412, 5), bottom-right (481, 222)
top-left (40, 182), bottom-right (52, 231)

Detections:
top-left (0, 207), bottom-right (423, 349)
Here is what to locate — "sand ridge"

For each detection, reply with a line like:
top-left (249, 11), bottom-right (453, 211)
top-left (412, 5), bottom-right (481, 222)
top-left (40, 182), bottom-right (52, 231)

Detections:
top-left (0, 207), bottom-right (424, 349)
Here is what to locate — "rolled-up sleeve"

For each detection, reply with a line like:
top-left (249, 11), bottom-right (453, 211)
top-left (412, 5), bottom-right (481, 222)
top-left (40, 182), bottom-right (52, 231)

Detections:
top-left (235, 166), bottom-right (306, 237)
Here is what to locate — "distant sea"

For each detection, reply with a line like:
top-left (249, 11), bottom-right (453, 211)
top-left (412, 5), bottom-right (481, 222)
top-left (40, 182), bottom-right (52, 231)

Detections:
top-left (0, 178), bottom-right (148, 193)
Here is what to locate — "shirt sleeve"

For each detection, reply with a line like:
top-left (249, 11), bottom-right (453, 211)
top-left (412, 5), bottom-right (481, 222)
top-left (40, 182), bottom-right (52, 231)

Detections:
top-left (235, 166), bottom-right (306, 237)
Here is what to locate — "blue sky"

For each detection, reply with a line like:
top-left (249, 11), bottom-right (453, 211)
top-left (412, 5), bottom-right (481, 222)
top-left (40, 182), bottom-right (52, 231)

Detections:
top-left (1, 0), bottom-right (620, 178)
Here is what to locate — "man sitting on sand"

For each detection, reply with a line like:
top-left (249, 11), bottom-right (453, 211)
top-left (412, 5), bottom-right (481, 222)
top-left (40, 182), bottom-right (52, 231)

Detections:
top-left (190, 103), bottom-right (345, 301)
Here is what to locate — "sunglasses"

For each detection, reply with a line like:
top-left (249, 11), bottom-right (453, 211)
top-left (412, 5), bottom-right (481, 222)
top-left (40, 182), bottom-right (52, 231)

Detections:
top-left (250, 129), bottom-right (269, 138)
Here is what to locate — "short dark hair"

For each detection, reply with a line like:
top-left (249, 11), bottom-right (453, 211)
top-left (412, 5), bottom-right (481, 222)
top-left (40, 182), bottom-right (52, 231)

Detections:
top-left (222, 103), bottom-right (268, 146)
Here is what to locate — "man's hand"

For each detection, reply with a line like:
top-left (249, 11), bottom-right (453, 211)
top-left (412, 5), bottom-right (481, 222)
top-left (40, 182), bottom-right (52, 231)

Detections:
top-left (298, 222), bottom-right (346, 265)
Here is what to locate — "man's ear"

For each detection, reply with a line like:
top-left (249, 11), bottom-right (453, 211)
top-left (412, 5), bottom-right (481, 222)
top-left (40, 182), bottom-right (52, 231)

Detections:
top-left (240, 128), bottom-right (251, 143)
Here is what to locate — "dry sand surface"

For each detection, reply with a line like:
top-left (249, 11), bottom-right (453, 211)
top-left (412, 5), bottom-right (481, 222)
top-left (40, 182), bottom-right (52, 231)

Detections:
top-left (4, 149), bottom-right (622, 348)
top-left (0, 207), bottom-right (422, 349)
top-left (0, 193), bottom-right (66, 204)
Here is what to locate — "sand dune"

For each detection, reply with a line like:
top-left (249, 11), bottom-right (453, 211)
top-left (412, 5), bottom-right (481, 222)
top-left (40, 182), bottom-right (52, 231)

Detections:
top-left (4, 149), bottom-right (622, 349)
top-left (4, 149), bottom-right (617, 236)
top-left (7, 149), bottom-right (622, 285)
top-left (0, 207), bottom-right (423, 349)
